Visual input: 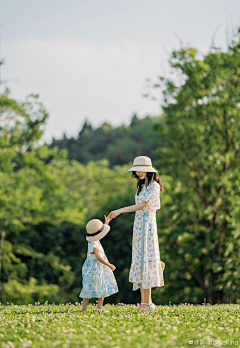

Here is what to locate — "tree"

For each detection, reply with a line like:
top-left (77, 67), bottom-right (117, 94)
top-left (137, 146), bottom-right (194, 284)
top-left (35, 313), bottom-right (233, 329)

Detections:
top-left (0, 89), bottom-right (47, 279)
top-left (49, 115), bottom-right (161, 166)
top-left (0, 89), bottom-right (83, 302)
top-left (149, 28), bottom-right (240, 304)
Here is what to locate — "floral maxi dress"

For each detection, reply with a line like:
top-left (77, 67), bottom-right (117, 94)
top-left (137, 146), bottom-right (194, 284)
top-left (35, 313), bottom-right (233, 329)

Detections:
top-left (129, 181), bottom-right (164, 290)
top-left (79, 241), bottom-right (119, 299)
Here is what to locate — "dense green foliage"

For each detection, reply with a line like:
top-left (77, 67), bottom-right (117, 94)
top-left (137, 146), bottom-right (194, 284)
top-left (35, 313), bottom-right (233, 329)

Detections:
top-left (0, 28), bottom-right (240, 307)
top-left (0, 303), bottom-right (239, 347)
top-left (49, 115), bottom-right (160, 166)
top-left (148, 29), bottom-right (240, 305)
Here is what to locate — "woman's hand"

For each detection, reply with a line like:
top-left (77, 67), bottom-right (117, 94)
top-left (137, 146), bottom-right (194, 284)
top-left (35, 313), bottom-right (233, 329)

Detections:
top-left (109, 264), bottom-right (116, 272)
top-left (108, 209), bottom-right (122, 219)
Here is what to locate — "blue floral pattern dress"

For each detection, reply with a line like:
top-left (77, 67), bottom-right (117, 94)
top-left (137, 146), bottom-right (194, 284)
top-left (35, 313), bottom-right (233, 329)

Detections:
top-left (129, 181), bottom-right (164, 290)
top-left (79, 241), bottom-right (119, 299)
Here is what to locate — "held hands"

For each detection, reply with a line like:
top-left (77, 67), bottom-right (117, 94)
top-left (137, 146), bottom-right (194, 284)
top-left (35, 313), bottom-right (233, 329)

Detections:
top-left (108, 209), bottom-right (122, 220)
top-left (104, 210), bottom-right (121, 224)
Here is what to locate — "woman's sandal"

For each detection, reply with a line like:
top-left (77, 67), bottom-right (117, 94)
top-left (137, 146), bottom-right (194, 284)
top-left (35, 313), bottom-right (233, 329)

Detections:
top-left (96, 308), bottom-right (109, 313)
top-left (139, 303), bottom-right (155, 311)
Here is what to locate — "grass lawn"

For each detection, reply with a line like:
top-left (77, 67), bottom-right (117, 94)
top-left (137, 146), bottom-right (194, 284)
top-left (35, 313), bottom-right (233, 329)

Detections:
top-left (0, 303), bottom-right (239, 348)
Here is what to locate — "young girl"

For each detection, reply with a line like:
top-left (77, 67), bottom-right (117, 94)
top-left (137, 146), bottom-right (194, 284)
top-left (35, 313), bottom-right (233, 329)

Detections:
top-left (79, 215), bottom-right (118, 313)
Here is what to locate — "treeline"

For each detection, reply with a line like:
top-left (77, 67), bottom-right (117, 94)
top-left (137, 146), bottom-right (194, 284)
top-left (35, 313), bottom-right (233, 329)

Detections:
top-left (49, 115), bottom-right (161, 166)
top-left (0, 28), bottom-right (240, 306)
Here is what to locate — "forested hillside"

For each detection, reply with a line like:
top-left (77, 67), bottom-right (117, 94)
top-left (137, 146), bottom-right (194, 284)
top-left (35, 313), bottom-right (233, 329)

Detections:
top-left (0, 28), bottom-right (240, 306)
top-left (49, 115), bottom-right (161, 166)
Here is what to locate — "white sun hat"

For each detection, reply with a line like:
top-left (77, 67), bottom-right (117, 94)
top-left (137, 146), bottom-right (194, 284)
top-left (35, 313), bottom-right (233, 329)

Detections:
top-left (127, 156), bottom-right (157, 173)
top-left (86, 219), bottom-right (110, 242)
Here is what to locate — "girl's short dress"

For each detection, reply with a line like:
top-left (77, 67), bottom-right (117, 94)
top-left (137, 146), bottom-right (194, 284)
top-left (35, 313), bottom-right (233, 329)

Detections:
top-left (79, 241), bottom-right (119, 299)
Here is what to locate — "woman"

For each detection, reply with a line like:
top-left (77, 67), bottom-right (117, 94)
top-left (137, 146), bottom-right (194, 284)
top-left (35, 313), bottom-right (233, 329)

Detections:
top-left (108, 156), bottom-right (164, 311)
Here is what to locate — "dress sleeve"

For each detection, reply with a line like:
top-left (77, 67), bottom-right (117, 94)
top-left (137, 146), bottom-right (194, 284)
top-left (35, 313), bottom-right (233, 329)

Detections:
top-left (144, 182), bottom-right (160, 210)
top-left (88, 242), bottom-right (101, 254)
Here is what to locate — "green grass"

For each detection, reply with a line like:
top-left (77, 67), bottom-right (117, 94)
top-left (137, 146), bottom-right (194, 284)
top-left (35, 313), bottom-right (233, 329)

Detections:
top-left (0, 303), bottom-right (239, 348)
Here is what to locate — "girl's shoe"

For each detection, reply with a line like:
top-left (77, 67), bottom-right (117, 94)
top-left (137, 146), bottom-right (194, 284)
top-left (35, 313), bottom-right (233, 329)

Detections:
top-left (96, 308), bottom-right (109, 313)
top-left (139, 303), bottom-right (155, 311)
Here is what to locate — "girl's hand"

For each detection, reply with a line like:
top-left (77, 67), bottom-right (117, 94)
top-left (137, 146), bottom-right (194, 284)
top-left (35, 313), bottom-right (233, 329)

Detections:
top-left (109, 264), bottom-right (116, 272)
top-left (104, 215), bottom-right (111, 224)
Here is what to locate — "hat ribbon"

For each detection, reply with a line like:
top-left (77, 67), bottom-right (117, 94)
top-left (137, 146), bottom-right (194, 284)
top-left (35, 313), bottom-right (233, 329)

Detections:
top-left (86, 224), bottom-right (104, 237)
top-left (132, 164), bottom-right (152, 167)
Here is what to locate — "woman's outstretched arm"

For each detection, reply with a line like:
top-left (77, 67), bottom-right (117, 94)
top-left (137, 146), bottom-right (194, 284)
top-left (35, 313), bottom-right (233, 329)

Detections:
top-left (108, 201), bottom-right (147, 219)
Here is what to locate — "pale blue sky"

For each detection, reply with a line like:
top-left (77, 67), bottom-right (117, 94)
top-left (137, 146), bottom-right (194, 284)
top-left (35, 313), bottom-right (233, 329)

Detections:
top-left (1, 0), bottom-right (239, 142)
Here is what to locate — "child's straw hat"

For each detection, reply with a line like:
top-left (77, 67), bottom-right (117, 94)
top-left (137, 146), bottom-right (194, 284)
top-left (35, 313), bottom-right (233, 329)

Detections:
top-left (86, 219), bottom-right (110, 242)
top-left (127, 156), bottom-right (157, 173)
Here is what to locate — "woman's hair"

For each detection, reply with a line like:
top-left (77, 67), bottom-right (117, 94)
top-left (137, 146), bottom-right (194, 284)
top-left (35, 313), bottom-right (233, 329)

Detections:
top-left (132, 171), bottom-right (163, 195)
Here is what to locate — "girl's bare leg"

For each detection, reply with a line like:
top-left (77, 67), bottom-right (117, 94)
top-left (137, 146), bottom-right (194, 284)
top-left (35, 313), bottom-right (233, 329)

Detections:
top-left (138, 284), bottom-right (152, 310)
top-left (97, 298), bottom-right (104, 310)
top-left (82, 298), bottom-right (89, 312)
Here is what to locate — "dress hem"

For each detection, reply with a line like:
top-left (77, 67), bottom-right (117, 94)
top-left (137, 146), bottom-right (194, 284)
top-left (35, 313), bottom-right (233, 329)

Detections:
top-left (79, 289), bottom-right (119, 299)
top-left (130, 280), bottom-right (164, 291)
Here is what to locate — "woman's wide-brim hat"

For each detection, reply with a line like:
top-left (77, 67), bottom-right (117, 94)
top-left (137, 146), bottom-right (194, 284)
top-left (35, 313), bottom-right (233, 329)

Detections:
top-left (86, 219), bottom-right (110, 242)
top-left (127, 156), bottom-right (157, 173)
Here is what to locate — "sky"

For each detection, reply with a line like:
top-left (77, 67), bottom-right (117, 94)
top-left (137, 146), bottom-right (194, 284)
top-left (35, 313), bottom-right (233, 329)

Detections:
top-left (0, 0), bottom-right (240, 142)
